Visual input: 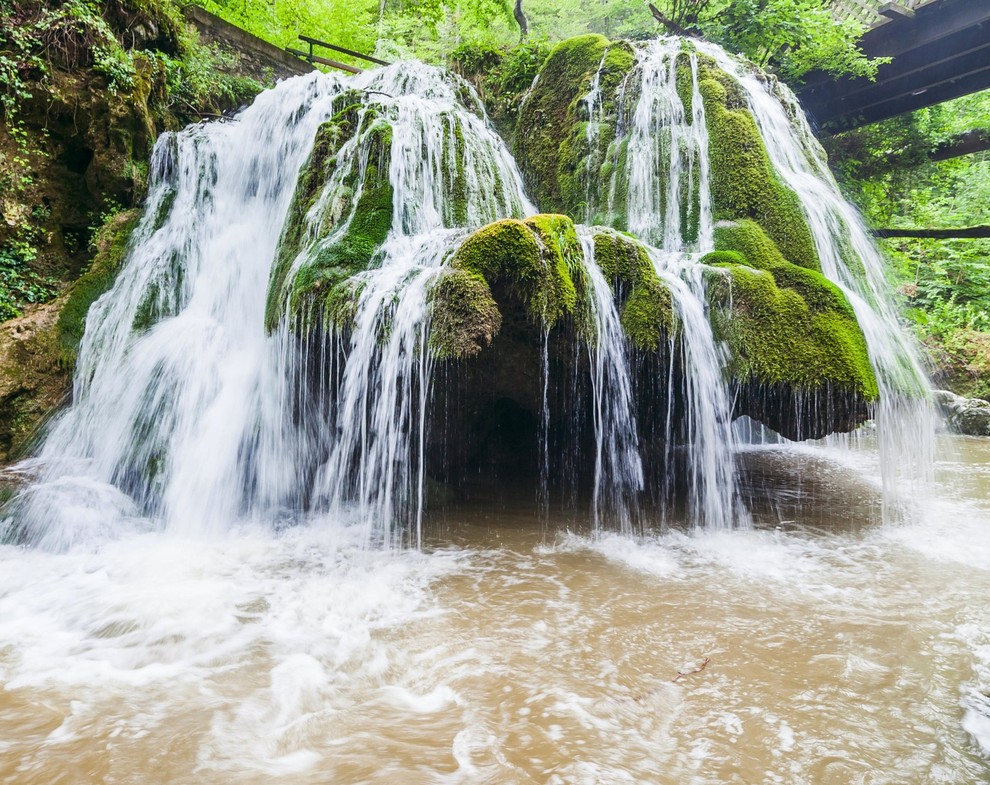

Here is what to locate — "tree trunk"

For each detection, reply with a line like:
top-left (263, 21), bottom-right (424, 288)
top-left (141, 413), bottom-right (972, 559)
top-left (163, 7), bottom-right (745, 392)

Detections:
top-left (514, 0), bottom-right (528, 39)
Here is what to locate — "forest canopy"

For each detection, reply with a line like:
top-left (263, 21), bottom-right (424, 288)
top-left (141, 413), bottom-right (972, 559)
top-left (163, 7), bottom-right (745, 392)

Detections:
top-left (199, 0), bottom-right (883, 81)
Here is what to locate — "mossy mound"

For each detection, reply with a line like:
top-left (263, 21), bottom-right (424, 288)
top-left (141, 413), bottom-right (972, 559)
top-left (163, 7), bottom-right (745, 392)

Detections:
top-left (591, 230), bottom-right (675, 351)
top-left (56, 208), bottom-right (142, 365)
top-left (697, 62), bottom-right (820, 271)
top-left (265, 103), bottom-right (394, 330)
top-left (429, 216), bottom-right (676, 360)
top-left (514, 35), bottom-right (635, 216)
top-left (703, 225), bottom-right (878, 410)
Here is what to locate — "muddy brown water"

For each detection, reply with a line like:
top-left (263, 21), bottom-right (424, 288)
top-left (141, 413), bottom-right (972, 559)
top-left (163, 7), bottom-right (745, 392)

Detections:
top-left (1, 435), bottom-right (988, 784)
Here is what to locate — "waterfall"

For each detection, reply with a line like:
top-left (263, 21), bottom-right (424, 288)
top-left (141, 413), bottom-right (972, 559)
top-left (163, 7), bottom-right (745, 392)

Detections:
top-left (694, 41), bottom-right (935, 514)
top-left (577, 227), bottom-right (643, 533)
top-left (3, 35), bottom-right (930, 549)
top-left (596, 39), bottom-right (747, 529)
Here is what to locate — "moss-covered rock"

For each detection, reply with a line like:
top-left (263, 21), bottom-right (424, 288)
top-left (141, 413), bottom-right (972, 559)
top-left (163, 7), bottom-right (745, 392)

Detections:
top-left (428, 269), bottom-right (502, 360)
top-left (0, 301), bottom-right (70, 462)
top-left (56, 208), bottom-right (142, 365)
top-left (429, 217), bottom-right (678, 360)
top-left (514, 35), bottom-right (635, 217)
top-left (705, 257), bottom-right (877, 401)
top-left (592, 230), bottom-right (675, 351)
top-left (447, 215), bottom-right (583, 331)
top-left (265, 105), bottom-right (393, 329)
top-left (698, 66), bottom-right (821, 271)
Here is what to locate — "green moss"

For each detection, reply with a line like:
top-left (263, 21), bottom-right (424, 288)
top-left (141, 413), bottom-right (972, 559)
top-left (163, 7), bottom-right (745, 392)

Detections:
top-left (265, 106), bottom-right (393, 330)
top-left (699, 70), bottom-right (821, 271)
top-left (427, 269), bottom-right (501, 360)
top-left (449, 215), bottom-right (580, 329)
top-left (320, 278), bottom-right (365, 333)
top-left (712, 219), bottom-right (786, 269)
top-left (706, 262), bottom-right (877, 400)
top-left (56, 208), bottom-right (142, 365)
top-left (699, 250), bottom-right (747, 267)
top-left (675, 51), bottom-right (694, 117)
top-left (515, 35), bottom-right (636, 215)
top-left (591, 229), bottom-right (676, 351)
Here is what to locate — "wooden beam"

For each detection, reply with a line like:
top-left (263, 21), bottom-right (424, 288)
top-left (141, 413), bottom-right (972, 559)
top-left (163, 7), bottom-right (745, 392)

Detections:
top-left (798, 0), bottom-right (990, 130)
top-left (872, 225), bottom-right (990, 239)
top-left (879, 2), bottom-right (915, 21)
top-left (819, 64), bottom-right (990, 132)
top-left (298, 35), bottom-right (389, 67)
top-left (931, 129), bottom-right (990, 161)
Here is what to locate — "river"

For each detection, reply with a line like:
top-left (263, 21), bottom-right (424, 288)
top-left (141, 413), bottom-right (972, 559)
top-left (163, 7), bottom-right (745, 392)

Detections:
top-left (2, 433), bottom-right (988, 784)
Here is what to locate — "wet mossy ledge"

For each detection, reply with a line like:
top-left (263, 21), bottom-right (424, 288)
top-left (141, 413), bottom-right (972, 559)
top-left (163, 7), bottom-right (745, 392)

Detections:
top-left (430, 217), bottom-right (678, 360)
top-left (265, 101), bottom-right (394, 331)
top-left (704, 220), bottom-right (878, 438)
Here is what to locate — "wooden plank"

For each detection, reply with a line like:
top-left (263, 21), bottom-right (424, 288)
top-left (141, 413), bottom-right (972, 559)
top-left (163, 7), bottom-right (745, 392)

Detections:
top-left (880, 2), bottom-right (915, 20)
top-left (931, 129), bottom-right (990, 161)
top-left (872, 225), bottom-right (990, 239)
top-left (285, 47), bottom-right (362, 74)
top-left (819, 63), bottom-right (990, 132)
top-left (298, 35), bottom-right (389, 67)
top-left (806, 27), bottom-right (990, 120)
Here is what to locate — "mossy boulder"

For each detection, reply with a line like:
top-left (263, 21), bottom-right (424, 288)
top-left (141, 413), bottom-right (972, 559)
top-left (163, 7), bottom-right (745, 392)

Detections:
top-left (265, 104), bottom-right (394, 330)
top-left (703, 229), bottom-right (877, 437)
top-left (514, 35), bottom-right (635, 217)
top-left (591, 230), bottom-right (675, 351)
top-left (429, 217), bottom-right (676, 360)
top-left (697, 62), bottom-right (820, 271)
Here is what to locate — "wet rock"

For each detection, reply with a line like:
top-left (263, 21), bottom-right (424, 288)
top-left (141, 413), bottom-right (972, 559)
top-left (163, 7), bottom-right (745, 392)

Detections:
top-left (0, 301), bottom-right (70, 462)
top-left (933, 389), bottom-right (990, 437)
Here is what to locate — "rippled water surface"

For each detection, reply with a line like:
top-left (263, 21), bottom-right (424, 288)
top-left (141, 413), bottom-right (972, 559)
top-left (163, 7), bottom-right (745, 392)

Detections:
top-left (2, 435), bottom-right (989, 784)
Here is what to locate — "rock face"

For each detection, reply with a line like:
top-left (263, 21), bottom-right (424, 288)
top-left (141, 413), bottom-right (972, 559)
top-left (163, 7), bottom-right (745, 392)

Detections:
top-left (0, 302), bottom-right (69, 463)
top-left (934, 390), bottom-right (990, 437)
top-left (271, 36), bottom-right (878, 445)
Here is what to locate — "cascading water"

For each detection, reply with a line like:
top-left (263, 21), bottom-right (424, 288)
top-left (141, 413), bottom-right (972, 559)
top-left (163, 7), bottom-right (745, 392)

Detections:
top-left (4, 34), bottom-right (933, 548)
top-left (577, 227), bottom-right (643, 533)
top-left (6, 64), bottom-right (540, 550)
top-left (693, 41), bottom-right (935, 516)
top-left (1, 38), bottom-right (986, 785)
top-left (598, 38), bottom-right (746, 530)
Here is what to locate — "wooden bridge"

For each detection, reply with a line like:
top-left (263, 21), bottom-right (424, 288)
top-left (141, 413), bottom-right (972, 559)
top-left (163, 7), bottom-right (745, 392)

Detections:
top-left (797, 0), bottom-right (990, 140)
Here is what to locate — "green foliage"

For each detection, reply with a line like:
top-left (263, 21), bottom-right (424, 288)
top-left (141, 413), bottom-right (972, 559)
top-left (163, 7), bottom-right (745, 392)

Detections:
top-left (199, 0), bottom-right (377, 69)
top-left (450, 38), bottom-right (551, 134)
top-left (825, 91), bottom-right (990, 397)
top-left (651, 0), bottom-right (885, 82)
top-left (0, 207), bottom-right (59, 321)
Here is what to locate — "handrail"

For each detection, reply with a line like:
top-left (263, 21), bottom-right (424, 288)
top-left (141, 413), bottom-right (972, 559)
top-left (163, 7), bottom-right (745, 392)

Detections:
top-left (298, 35), bottom-right (389, 67)
top-left (285, 46), bottom-right (362, 74)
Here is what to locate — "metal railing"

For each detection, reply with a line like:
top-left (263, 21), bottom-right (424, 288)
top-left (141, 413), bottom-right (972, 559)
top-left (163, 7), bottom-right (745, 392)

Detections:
top-left (286, 35), bottom-right (389, 74)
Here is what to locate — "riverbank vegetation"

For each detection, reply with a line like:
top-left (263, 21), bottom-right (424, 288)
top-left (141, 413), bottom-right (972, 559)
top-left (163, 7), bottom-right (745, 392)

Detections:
top-left (825, 91), bottom-right (990, 397)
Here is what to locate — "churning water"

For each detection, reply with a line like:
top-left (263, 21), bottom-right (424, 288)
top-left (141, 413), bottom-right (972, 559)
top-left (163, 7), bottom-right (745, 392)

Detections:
top-left (0, 434), bottom-right (988, 783)
top-left (1, 35), bottom-right (980, 783)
